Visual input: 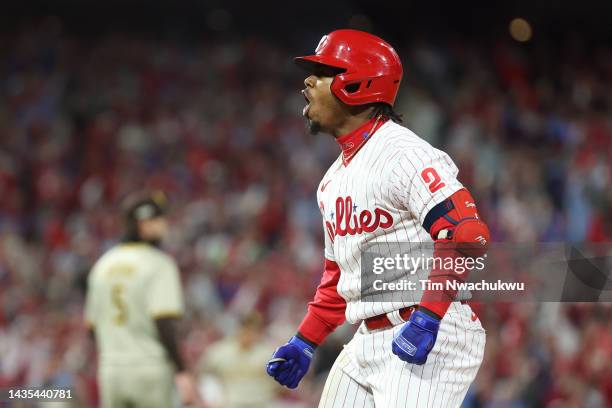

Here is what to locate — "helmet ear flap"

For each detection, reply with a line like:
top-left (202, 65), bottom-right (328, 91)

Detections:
top-left (331, 73), bottom-right (361, 105)
top-left (331, 73), bottom-right (378, 105)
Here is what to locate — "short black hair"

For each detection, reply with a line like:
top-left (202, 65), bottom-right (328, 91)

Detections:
top-left (369, 103), bottom-right (403, 123)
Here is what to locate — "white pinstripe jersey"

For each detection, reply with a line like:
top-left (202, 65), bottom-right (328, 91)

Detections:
top-left (317, 120), bottom-right (463, 324)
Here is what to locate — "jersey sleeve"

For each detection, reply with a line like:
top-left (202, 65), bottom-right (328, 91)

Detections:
top-left (147, 256), bottom-right (185, 319)
top-left (296, 202), bottom-right (344, 344)
top-left (389, 146), bottom-right (464, 226)
top-left (297, 258), bottom-right (346, 345)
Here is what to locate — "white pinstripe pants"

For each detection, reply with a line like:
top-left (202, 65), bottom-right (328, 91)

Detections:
top-left (318, 303), bottom-right (486, 408)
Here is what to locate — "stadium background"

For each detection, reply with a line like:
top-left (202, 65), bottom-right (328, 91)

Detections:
top-left (1, 1), bottom-right (611, 406)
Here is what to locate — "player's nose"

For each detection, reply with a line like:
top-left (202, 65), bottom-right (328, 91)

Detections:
top-left (304, 75), bottom-right (316, 88)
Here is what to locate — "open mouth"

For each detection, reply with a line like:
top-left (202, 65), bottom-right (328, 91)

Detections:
top-left (302, 89), bottom-right (311, 117)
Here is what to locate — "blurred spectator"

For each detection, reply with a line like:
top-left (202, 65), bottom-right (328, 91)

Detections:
top-left (198, 312), bottom-right (281, 408)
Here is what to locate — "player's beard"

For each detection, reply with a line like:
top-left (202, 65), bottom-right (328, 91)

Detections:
top-left (307, 119), bottom-right (322, 135)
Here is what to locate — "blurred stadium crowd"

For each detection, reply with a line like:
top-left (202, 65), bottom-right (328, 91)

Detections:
top-left (0, 19), bottom-right (611, 407)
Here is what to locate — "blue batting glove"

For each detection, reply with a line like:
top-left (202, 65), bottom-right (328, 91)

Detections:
top-left (266, 335), bottom-right (315, 389)
top-left (392, 309), bottom-right (440, 365)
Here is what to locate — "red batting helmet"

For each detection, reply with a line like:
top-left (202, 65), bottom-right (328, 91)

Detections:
top-left (295, 29), bottom-right (403, 107)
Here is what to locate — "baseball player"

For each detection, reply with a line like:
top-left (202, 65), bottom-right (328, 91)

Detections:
top-left (266, 30), bottom-right (490, 407)
top-left (85, 191), bottom-right (204, 408)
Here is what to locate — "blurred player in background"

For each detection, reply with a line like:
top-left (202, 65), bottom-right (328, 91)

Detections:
top-left (198, 312), bottom-right (280, 408)
top-left (267, 30), bottom-right (489, 407)
top-left (85, 191), bottom-right (204, 408)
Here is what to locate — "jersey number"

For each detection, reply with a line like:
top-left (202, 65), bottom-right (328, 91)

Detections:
top-left (111, 283), bottom-right (128, 325)
top-left (421, 167), bottom-right (445, 193)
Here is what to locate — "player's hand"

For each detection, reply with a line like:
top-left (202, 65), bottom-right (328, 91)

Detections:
top-left (266, 335), bottom-right (315, 389)
top-left (392, 309), bottom-right (440, 365)
top-left (175, 371), bottom-right (206, 408)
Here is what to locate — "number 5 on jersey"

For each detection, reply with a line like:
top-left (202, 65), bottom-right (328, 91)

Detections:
top-left (421, 167), bottom-right (445, 193)
top-left (111, 283), bottom-right (128, 325)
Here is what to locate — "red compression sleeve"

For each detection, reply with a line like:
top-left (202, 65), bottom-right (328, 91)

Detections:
top-left (419, 189), bottom-right (490, 318)
top-left (298, 259), bottom-right (346, 345)
top-left (419, 217), bottom-right (461, 318)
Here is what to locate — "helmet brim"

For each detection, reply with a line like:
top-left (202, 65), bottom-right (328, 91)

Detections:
top-left (294, 55), bottom-right (347, 74)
